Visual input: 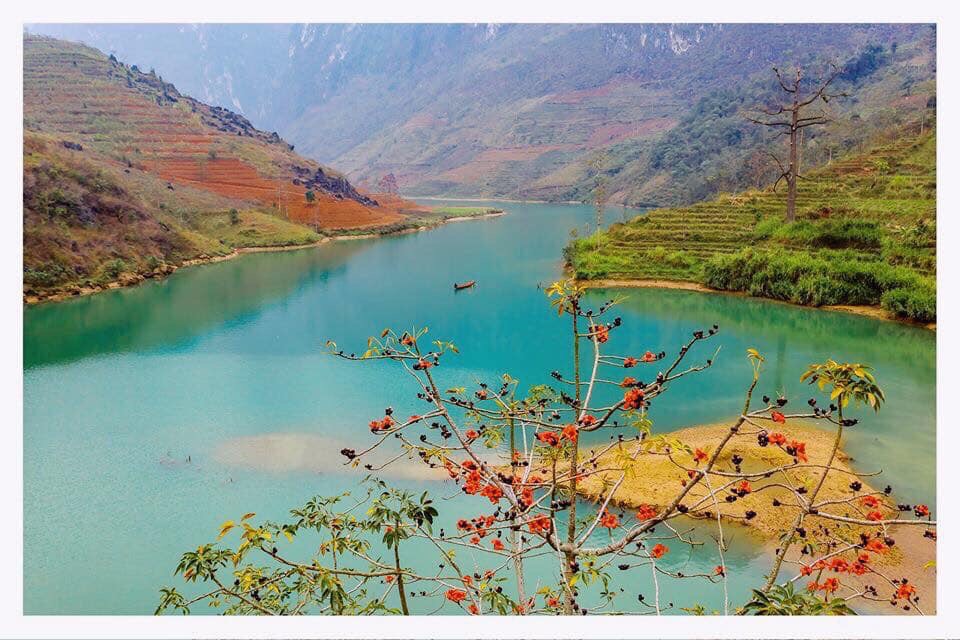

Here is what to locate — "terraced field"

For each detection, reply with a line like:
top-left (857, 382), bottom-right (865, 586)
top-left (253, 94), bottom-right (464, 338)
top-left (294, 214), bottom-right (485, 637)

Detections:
top-left (567, 129), bottom-right (936, 320)
top-left (23, 35), bottom-right (434, 299)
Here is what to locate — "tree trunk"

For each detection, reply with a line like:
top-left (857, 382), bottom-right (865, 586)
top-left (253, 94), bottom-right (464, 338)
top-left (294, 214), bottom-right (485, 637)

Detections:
top-left (393, 535), bottom-right (410, 615)
top-left (786, 102), bottom-right (799, 222)
top-left (563, 311), bottom-right (581, 615)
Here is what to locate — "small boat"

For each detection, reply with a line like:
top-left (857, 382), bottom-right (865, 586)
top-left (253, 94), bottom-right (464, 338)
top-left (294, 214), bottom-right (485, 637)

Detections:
top-left (453, 280), bottom-right (476, 291)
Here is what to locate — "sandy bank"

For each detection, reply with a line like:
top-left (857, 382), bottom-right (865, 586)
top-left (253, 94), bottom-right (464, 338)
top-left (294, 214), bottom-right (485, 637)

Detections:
top-left (575, 419), bottom-right (936, 613)
top-left (578, 278), bottom-right (935, 331)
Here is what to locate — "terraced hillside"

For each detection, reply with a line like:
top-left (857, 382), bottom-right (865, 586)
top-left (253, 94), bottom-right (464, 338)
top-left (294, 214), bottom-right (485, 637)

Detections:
top-left (23, 35), bottom-right (432, 300)
top-left (567, 128), bottom-right (936, 321)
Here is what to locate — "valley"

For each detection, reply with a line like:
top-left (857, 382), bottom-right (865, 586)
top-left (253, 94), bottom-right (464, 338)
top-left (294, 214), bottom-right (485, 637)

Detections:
top-left (22, 35), bottom-right (468, 301)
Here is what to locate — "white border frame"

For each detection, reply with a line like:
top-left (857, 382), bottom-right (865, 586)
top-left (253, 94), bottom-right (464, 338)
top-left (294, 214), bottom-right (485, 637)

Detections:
top-left (4, 1), bottom-right (956, 637)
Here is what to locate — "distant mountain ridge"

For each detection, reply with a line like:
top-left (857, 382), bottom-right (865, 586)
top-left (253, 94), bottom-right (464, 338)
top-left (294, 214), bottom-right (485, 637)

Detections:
top-left (28, 24), bottom-right (936, 206)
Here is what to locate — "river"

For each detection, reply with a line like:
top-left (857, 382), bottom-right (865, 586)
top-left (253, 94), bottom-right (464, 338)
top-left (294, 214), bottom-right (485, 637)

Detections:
top-left (23, 201), bottom-right (935, 614)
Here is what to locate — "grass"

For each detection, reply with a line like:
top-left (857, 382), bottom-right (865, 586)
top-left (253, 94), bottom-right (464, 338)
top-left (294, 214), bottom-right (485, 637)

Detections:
top-left (428, 206), bottom-right (504, 218)
top-left (566, 130), bottom-right (936, 321)
top-left (191, 210), bottom-right (321, 249)
top-left (576, 420), bottom-right (896, 546)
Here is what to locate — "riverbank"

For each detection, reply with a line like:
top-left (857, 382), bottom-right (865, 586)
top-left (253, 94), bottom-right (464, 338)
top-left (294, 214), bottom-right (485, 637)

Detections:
top-left (575, 419), bottom-right (936, 613)
top-left (23, 206), bottom-right (506, 305)
top-left (577, 277), bottom-right (936, 331)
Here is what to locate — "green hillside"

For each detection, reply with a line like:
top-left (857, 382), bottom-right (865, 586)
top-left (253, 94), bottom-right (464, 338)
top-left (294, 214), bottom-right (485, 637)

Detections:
top-left (566, 128), bottom-right (936, 322)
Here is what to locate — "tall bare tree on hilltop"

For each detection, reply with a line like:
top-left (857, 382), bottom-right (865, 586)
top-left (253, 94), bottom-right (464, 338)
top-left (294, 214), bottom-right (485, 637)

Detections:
top-left (746, 64), bottom-right (845, 222)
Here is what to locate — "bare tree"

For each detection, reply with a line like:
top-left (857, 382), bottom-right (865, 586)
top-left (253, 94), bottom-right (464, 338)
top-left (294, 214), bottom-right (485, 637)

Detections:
top-left (746, 65), bottom-right (845, 222)
top-left (589, 152), bottom-right (608, 252)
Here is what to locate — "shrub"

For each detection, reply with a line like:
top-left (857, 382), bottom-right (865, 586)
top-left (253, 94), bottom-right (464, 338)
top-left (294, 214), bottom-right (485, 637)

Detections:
top-left (881, 286), bottom-right (936, 323)
top-left (24, 262), bottom-right (69, 288)
top-left (102, 258), bottom-right (128, 279)
top-left (229, 209), bottom-right (240, 225)
top-left (704, 248), bottom-right (936, 320)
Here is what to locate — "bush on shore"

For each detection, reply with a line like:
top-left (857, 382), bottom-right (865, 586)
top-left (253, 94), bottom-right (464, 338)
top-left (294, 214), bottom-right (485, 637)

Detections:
top-left (703, 248), bottom-right (935, 321)
top-left (881, 287), bottom-right (936, 323)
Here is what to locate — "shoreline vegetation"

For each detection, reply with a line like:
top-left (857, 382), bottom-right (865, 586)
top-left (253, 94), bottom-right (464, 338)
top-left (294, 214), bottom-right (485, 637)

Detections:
top-left (566, 129), bottom-right (936, 327)
top-left (577, 278), bottom-right (936, 331)
top-left (23, 205), bottom-right (504, 305)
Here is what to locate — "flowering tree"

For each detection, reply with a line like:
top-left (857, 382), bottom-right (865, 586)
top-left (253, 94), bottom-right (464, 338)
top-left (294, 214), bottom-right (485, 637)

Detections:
top-left (157, 280), bottom-right (935, 616)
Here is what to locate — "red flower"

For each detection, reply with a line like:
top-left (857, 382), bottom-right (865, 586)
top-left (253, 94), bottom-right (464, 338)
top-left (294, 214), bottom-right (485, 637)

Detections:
top-left (579, 414), bottom-right (598, 427)
top-left (864, 538), bottom-right (888, 554)
top-left (866, 510), bottom-right (884, 521)
top-left (528, 514), bottom-right (552, 535)
top-left (520, 486), bottom-right (535, 509)
top-left (737, 480), bottom-right (752, 494)
top-left (546, 596), bottom-right (560, 607)
top-left (465, 429), bottom-right (479, 440)
top-left (714, 565), bottom-right (725, 576)
top-left (492, 538), bottom-right (505, 551)
top-left (768, 432), bottom-right (787, 446)
top-left (599, 511), bottom-right (619, 529)
top-left (385, 574), bottom-right (395, 583)
top-left (535, 431), bottom-right (560, 447)
top-left (650, 543), bottom-right (669, 559)
top-left (636, 504), bottom-right (658, 521)
top-left (445, 588), bottom-right (467, 603)
top-left (413, 358), bottom-right (433, 370)
top-left (788, 440), bottom-right (808, 462)
top-left (561, 424), bottom-right (579, 443)
top-left (771, 410), bottom-right (786, 424)
top-left (861, 495), bottom-right (880, 508)
top-left (820, 577), bottom-right (839, 594)
top-left (620, 376), bottom-right (638, 387)
top-left (592, 325), bottom-right (609, 343)
top-left (641, 351), bottom-right (657, 363)
top-left (895, 582), bottom-right (916, 600)
top-left (800, 564), bottom-right (813, 576)
top-left (467, 603), bottom-right (479, 615)
top-left (480, 483), bottom-right (504, 504)
top-left (915, 504), bottom-right (930, 517)
top-left (400, 334), bottom-right (415, 346)
top-left (622, 387), bottom-right (645, 410)
top-left (469, 535), bottom-right (481, 545)
top-left (693, 448), bottom-right (708, 464)
top-left (623, 357), bottom-right (638, 368)
top-left (827, 557), bottom-right (849, 573)
top-left (369, 416), bottom-right (396, 432)
top-left (806, 580), bottom-right (819, 593)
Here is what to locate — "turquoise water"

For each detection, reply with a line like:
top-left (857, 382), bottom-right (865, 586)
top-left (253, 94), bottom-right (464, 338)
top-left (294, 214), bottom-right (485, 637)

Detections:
top-left (23, 201), bottom-right (935, 614)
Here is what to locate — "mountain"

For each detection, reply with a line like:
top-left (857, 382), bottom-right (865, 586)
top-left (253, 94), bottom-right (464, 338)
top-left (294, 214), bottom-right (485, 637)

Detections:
top-left (23, 35), bottom-right (425, 300)
top-left (28, 24), bottom-right (936, 206)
